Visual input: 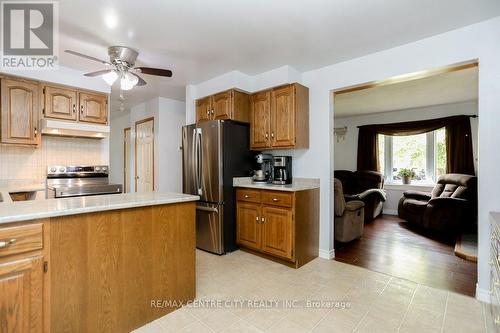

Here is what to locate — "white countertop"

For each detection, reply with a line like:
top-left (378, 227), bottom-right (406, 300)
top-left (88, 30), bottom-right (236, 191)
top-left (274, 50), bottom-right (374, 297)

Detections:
top-left (233, 177), bottom-right (320, 192)
top-left (0, 192), bottom-right (199, 225)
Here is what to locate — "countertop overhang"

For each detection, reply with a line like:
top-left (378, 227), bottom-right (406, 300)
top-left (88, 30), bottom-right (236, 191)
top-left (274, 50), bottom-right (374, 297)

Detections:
top-left (0, 192), bottom-right (199, 224)
top-left (233, 177), bottom-right (320, 192)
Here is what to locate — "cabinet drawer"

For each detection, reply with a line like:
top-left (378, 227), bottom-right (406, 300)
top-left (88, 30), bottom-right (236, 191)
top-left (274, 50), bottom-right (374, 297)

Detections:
top-left (236, 189), bottom-right (261, 203)
top-left (262, 191), bottom-right (293, 208)
top-left (0, 223), bottom-right (43, 257)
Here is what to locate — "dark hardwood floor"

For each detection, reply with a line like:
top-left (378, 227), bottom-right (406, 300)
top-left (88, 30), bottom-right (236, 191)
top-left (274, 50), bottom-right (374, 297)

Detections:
top-left (334, 214), bottom-right (478, 297)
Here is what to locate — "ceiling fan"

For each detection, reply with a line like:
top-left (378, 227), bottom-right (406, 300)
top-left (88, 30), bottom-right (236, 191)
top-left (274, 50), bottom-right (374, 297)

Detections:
top-left (64, 46), bottom-right (172, 91)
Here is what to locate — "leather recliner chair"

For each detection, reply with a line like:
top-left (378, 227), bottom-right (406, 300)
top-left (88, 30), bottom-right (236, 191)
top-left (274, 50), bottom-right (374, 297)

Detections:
top-left (398, 174), bottom-right (477, 233)
top-left (334, 178), bottom-right (365, 242)
top-left (334, 170), bottom-right (386, 223)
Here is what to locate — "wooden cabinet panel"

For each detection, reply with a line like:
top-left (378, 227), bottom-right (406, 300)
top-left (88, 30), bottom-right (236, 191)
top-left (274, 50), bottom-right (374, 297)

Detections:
top-left (1, 78), bottom-right (39, 145)
top-left (0, 256), bottom-right (44, 333)
top-left (271, 85), bottom-right (295, 147)
top-left (250, 91), bottom-right (271, 149)
top-left (212, 91), bottom-right (232, 120)
top-left (196, 90), bottom-right (249, 123)
top-left (43, 85), bottom-right (77, 121)
top-left (261, 190), bottom-right (293, 208)
top-left (236, 202), bottom-right (261, 251)
top-left (196, 96), bottom-right (211, 122)
top-left (49, 203), bottom-right (196, 333)
top-left (261, 206), bottom-right (293, 260)
top-left (236, 189), bottom-right (261, 204)
top-left (78, 92), bottom-right (107, 124)
top-left (0, 223), bottom-right (43, 258)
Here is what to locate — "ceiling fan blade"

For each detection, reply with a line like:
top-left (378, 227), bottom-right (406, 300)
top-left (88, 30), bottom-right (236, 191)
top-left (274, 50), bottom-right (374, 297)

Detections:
top-left (65, 50), bottom-right (111, 65)
top-left (84, 69), bottom-right (115, 77)
top-left (130, 72), bottom-right (147, 86)
top-left (134, 67), bottom-right (172, 77)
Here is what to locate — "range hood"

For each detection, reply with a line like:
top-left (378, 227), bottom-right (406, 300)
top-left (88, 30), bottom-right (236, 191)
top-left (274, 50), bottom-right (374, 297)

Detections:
top-left (40, 119), bottom-right (110, 139)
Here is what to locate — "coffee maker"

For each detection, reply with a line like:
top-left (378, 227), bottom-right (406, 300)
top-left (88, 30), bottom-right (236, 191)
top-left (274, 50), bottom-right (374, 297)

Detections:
top-left (272, 156), bottom-right (292, 185)
top-left (252, 153), bottom-right (273, 183)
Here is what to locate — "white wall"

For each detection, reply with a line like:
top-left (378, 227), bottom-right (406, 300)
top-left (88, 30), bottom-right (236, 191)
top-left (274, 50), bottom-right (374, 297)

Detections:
top-left (109, 111), bottom-right (131, 185)
top-left (333, 101), bottom-right (479, 214)
top-left (109, 97), bottom-right (185, 193)
top-left (185, 16), bottom-right (500, 300)
top-left (157, 98), bottom-right (185, 192)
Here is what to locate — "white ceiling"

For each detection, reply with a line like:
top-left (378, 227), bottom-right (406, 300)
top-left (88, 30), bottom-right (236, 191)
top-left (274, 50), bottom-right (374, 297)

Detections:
top-left (334, 66), bottom-right (478, 118)
top-left (56, 0), bottom-right (500, 113)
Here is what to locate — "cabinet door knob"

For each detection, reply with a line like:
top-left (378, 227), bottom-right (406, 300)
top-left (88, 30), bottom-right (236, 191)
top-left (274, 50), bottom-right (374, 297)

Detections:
top-left (34, 127), bottom-right (38, 138)
top-left (80, 105), bottom-right (84, 114)
top-left (255, 216), bottom-right (259, 222)
top-left (211, 109), bottom-right (214, 115)
top-left (0, 238), bottom-right (16, 248)
top-left (265, 133), bottom-right (269, 140)
top-left (73, 104), bottom-right (76, 114)
top-left (271, 132), bottom-right (274, 139)
top-left (244, 194), bottom-right (250, 198)
top-left (272, 198), bottom-right (279, 202)
top-left (261, 217), bottom-right (265, 223)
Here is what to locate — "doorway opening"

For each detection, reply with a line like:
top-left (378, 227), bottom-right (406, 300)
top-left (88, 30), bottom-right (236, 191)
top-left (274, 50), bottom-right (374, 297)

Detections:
top-left (331, 61), bottom-right (479, 296)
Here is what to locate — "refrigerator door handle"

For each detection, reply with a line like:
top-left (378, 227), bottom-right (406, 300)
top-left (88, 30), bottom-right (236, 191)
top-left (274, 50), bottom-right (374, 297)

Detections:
top-left (196, 128), bottom-right (203, 196)
top-left (196, 205), bottom-right (218, 213)
top-left (191, 128), bottom-right (198, 194)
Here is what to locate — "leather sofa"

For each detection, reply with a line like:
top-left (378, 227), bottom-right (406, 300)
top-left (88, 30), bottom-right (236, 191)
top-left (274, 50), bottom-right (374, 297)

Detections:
top-left (398, 174), bottom-right (477, 233)
top-left (334, 178), bottom-right (365, 242)
top-left (334, 170), bottom-right (386, 223)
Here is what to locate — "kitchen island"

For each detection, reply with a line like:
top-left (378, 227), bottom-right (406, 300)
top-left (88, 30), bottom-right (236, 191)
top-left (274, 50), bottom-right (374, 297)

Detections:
top-left (0, 192), bottom-right (199, 333)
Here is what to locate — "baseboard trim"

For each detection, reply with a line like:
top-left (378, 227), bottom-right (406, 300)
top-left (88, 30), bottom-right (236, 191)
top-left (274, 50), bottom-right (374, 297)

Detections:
top-left (383, 209), bottom-right (398, 216)
top-left (476, 285), bottom-right (491, 303)
top-left (319, 249), bottom-right (335, 260)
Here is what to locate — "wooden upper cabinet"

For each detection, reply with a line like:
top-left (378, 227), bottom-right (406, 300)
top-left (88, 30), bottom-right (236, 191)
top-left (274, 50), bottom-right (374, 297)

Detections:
top-left (78, 92), bottom-right (108, 124)
top-left (271, 85), bottom-right (295, 147)
top-left (0, 256), bottom-right (44, 333)
top-left (236, 202), bottom-right (261, 251)
top-left (250, 83), bottom-right (309, 150)
top-left (212, 90), bottom-right (232, 120)
top-left (261, 206), bottom-right (293, 260)
top-left (43, 85), bottom-right (78, 121)
top-left (196, 96), bottom-right (211, 122)
top-left (250, 91), bottom-right (271, 149)
top-left (195, 89), bottom-right (249, 123)
top-left (0, 78), bottom-right (39, 146)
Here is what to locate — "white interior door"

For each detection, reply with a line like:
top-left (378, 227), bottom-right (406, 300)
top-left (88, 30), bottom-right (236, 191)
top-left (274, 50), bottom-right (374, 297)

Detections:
top-left (135, 118), bottom-right (154, 192)
top-left (124, 128), bottom-right (131, 193)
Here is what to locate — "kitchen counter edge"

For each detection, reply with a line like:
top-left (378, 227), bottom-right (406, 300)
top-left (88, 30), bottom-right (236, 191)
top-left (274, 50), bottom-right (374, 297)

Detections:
top-left (0, 192), bottom-right (200, 225)
top-left (233, 177), bottom-right (320, 192)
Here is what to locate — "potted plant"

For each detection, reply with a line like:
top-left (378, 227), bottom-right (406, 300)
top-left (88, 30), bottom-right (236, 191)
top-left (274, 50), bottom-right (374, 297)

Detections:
top-left (398, 168), bottom-right (416, 185)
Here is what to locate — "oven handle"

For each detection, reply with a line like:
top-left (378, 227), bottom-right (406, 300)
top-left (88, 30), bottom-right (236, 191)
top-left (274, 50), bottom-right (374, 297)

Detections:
top-left (56, 188), bottom-right (122, 198)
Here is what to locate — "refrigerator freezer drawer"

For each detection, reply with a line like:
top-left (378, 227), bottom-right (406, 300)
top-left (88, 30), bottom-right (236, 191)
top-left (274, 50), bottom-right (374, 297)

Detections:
top-left (196, 202), bottom-right (224, 254)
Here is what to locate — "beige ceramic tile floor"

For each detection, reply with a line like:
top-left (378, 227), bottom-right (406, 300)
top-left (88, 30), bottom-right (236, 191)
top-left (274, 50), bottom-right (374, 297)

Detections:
top-left (134, 250), bottom-right (488, 333)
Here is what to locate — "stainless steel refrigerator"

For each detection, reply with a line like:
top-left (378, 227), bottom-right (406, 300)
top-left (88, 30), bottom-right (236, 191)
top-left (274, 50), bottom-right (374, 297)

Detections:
top-left (182, 120), bottom-right (253, 254)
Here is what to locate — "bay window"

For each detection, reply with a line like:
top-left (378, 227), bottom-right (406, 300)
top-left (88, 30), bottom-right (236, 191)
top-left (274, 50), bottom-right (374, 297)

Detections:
top-left (378, 128), bottom-right (446, 184)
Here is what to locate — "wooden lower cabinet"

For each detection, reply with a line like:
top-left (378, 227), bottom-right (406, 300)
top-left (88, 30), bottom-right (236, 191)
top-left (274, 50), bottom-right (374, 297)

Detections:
top-left (0, 202), bottom-right (196, 333)
top-left (236, 202), bottom-right (261, 251)
top-left (0, 256), bottom-right (44, 333)
top-left (236, 188), bottom-right (319, 268)
top-left (261, 206), bottom-right (293, 260)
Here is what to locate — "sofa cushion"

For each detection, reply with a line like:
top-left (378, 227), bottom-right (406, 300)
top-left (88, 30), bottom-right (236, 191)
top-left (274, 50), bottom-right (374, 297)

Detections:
top-left (402, 198), bottom-right (428, 215)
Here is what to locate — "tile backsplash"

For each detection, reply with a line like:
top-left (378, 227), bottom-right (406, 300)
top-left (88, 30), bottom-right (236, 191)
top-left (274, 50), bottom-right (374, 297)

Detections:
top-left (0, 136), bottom-right (107, 181)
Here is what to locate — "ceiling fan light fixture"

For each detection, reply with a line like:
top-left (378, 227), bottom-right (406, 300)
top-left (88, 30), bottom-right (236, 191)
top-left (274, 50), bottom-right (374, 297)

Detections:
top-left (102, 70), bottom-right (118, 85)
top-left (120, 71), bottom-right (138, 90)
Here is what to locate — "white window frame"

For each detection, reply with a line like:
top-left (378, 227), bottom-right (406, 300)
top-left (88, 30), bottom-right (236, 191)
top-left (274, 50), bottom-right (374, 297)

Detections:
top-left (381, 130), bottom-right (441, 184)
